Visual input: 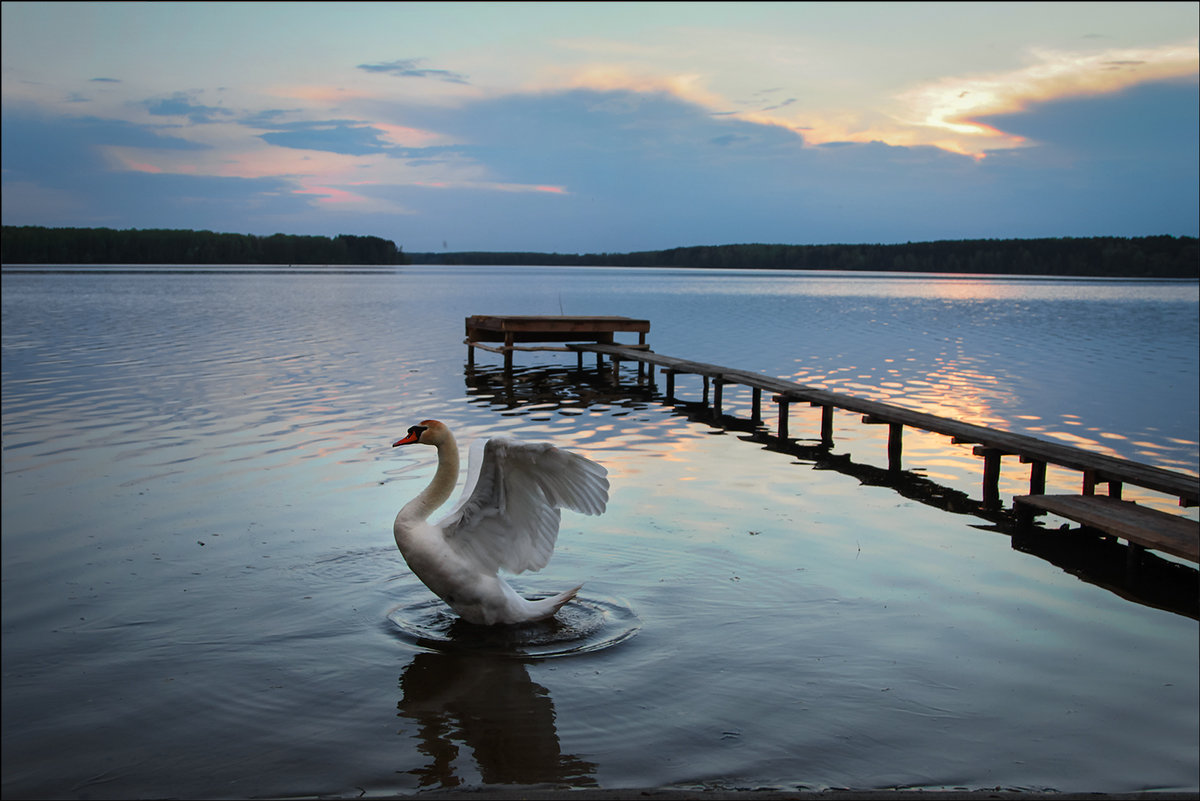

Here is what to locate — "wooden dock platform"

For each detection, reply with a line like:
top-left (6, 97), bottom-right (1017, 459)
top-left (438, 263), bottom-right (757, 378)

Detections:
top-left (465, 315), bottom-right (650, 371)
top-left (459, 316), bottom-right (1198, 565)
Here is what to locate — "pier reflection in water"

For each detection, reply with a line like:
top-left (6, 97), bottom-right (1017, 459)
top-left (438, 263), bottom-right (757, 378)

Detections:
top-left (465, 361), bottom-right (1198, 620)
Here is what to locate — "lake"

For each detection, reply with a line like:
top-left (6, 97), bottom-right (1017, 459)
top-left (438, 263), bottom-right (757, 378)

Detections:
top-left (2, 265), bottom-right (1197, 798)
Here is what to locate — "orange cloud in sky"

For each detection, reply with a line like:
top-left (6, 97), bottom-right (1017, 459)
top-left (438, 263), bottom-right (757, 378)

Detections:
top-left (558, 66), bottom-right (727, 109)
top-left (895, 40), bottom-right (1199, 155)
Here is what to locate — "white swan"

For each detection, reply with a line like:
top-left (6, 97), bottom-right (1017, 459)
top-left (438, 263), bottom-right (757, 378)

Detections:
top-left (391, 419), bottom-right (609, 625)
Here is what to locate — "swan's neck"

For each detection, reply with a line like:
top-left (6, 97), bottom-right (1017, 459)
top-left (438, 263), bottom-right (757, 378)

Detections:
top-left (399, 433), bottom-right (460, 522)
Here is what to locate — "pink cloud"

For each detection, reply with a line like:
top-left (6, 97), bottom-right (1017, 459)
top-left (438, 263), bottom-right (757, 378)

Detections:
top-left (293, 185), bottom-right (361, 204)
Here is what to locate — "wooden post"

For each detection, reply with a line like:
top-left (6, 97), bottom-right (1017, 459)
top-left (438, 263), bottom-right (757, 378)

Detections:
top-left (777, 398), bottom-right (790, 440)
top-left (1028, 459), bottom-right (1047, 496)
top-left (1082, 469), bottom-right (1097, 496)
top-left (864, 416), bottom-right (903, 472)
top-left (638, 331), bottom-right (648, 383)
top-left (980, 448), bottom-right (1002, 509)
top-left (503, 332), bottom-right (514, 372)
top-left (467, 342), bottom-right (476, 368)
top-left (751, 387), bottom-right (762, 423)
top-left (1109, 481), bottom-right (1123, 499)
top-left (820, 404), bottom-right (833, 445)
top-left (888, 422), bottom-right (903, 472)
top-left (665, 369), bottom-right (676, 401)
top-left (712, 378), bottom-right (724, 420)
top-left (702, 375), bottom-right (710, 405)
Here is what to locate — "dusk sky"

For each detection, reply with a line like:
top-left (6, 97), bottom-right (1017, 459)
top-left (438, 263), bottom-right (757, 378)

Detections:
top-left (2, 1), bottom-right (1197, 254)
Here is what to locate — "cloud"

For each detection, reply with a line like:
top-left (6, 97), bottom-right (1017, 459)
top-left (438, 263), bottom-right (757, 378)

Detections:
top-left (977, 77), bottom-right (1199, 167)
top-left (143, 91), bottom-right (233, 124)
top-left (892, 40), bottom-right (1199, 156)
top-left (89, 77), bottom-right (121, 83)
top-left (359, 83), bottom-right (1197, 250)
top-left (761, 98), bottom-right (796, 112)
top-left (1, 109), bottom-right (208, 182)
top-left (3, 70), bottom-right (1195, 252)
top-left (2, 155), bottom-right (300, 231)
top-left (257, 120), bottom-right (395, 156)
top-left (710, 134), bottom-right (750, 147)
top-left (239, 108), bottom-right (303, 127)
top-left (357, 58), bottom-right (470, 84)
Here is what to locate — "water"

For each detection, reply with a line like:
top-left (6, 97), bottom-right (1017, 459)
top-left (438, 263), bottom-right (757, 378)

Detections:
top-left (2, 265), bottom-right (1197, 798)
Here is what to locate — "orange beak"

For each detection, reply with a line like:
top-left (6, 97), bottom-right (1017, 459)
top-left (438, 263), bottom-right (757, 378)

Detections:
top-left (392, 432), bottom-right (421, 447)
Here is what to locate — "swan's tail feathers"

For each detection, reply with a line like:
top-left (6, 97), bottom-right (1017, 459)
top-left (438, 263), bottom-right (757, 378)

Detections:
top-left (529, 583), bottom-right (583, 620)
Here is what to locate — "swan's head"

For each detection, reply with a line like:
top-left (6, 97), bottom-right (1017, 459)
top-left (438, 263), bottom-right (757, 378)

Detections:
top-left (392, 419), bottom-right (448, 447)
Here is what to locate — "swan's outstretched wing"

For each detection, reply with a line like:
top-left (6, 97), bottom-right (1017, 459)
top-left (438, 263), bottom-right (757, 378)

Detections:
top-left (436, 437), bottom-right (608, 574)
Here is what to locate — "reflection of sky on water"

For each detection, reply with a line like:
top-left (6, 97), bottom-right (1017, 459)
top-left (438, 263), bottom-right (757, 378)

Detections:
top-left (2, 267), bottom-right (1196, 797)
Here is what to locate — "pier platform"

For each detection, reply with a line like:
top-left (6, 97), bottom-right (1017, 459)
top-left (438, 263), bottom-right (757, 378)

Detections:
top-left (465, 315), bottom-right (650, 371)
top-left (1014, 494), bottom-right (1199, 563)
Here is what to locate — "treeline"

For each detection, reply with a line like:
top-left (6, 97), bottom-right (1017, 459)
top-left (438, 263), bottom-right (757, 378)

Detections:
top-left (410, 236), bottom-right (1198, 278)
top-left (4, 228), bottom-right (1194, 276)
top-left (0, 226), bottom-right (409, 265)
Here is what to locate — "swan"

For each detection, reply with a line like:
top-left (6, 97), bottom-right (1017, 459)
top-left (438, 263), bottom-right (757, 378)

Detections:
top-left (391, 420), bottom-right (609, 625)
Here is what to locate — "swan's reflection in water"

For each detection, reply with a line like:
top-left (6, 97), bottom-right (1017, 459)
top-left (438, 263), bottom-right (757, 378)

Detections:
top-left (398, 652), bottom-right (598, 788)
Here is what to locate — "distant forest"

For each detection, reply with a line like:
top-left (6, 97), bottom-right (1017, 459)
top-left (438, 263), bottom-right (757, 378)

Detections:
top-left (0, 226), bottom-right (409, 265)
top-left (2, 227), bottom-right (1196, 277)
top-left (411, 236), bottom-right (1198, 278)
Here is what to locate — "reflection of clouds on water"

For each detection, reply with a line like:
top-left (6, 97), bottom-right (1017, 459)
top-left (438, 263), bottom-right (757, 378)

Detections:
top-left (397, 652), bottom-right (598, 788)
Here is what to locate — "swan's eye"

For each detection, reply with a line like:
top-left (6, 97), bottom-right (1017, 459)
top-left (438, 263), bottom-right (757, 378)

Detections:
top-left (408, 425), bottom-right (428, 438)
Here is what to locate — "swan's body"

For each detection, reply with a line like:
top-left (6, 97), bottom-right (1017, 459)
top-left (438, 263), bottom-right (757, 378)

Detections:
top-left (391, 420), bottom-right (608, 625)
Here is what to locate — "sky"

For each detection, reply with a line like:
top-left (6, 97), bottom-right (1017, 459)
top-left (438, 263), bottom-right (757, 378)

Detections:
top-left (2, 1), bottom-right (1197, 254)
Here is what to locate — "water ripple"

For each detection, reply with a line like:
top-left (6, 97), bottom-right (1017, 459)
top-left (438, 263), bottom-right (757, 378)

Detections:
top-left (386, 591), bottom-right (641, 659)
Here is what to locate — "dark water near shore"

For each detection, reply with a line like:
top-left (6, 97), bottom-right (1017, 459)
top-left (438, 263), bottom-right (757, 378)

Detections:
top-left (2, 266), bottom-right (1197, 798)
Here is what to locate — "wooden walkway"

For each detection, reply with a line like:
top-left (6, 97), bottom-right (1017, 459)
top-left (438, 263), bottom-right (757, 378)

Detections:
top-left (458, 316), bottom-right (1198, 564)
top-left (566, 342), bottom-right (1199, 564)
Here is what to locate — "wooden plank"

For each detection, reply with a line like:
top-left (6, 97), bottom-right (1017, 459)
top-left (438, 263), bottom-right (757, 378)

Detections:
top-left (466, 315), bottom-right (650, 341)
top-left (1014, 494), bottom-right (1199, 562)
top-left (467, 314), bottom-right (650, 330)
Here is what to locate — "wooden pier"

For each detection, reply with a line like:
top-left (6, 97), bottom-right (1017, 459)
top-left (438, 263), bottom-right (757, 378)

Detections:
top-left (465, 315), bottom-right (650, 372)
top-left (462, 316), bottom-right (1199, 565)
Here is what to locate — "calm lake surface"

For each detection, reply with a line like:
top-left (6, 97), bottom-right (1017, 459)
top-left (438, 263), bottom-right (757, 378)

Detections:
top-left (2, 265), bottom-right (1198, 798)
